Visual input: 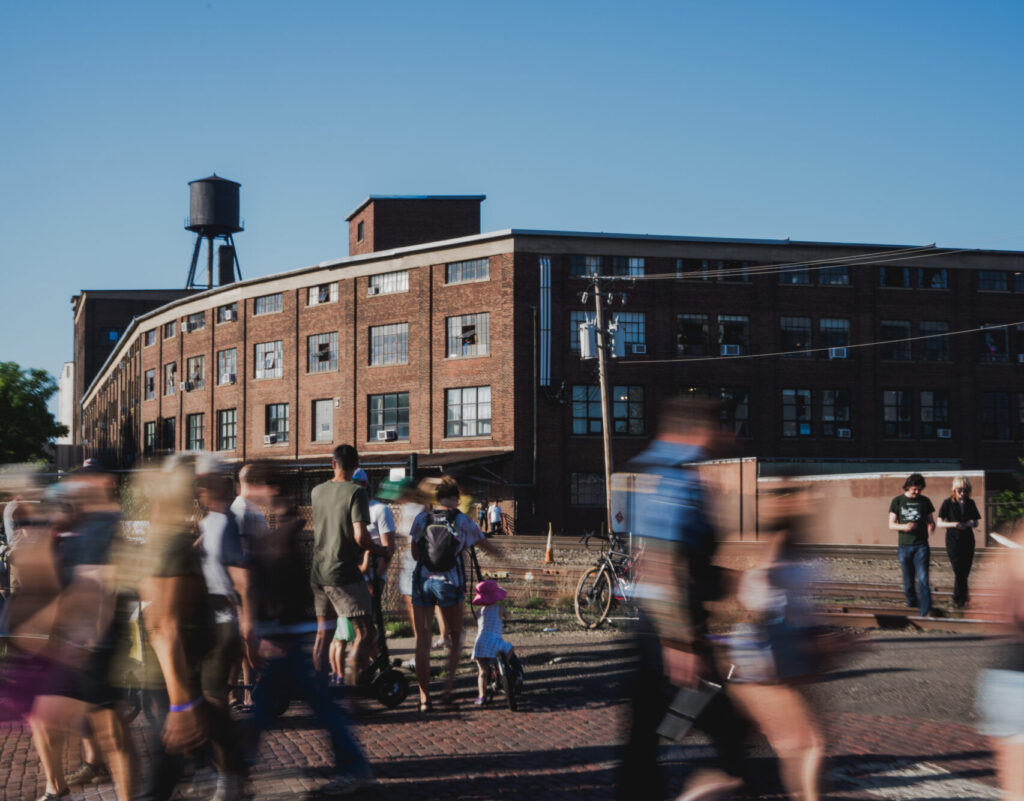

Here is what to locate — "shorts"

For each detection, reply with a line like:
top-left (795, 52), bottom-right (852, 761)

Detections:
top-left (978, 668), bottom-right (1024, 740)
top-left (412, 577), bottom-right (464, 608)
top-left (312, 581), bottom-right (373, 619)
top-left (201, 620), bottom-right (242, 702)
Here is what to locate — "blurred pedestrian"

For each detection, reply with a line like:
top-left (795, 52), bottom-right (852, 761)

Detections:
top-left (478, 497), bottom-right (489, 535)
top-left (936, 476), bottom-right (981, 609)
top-left (887, 473), bottom-right (936, 617)
top-left (487, 499), bottom-right (503, 536)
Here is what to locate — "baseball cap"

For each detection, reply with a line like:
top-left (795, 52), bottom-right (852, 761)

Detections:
top-left (352, 468), bottom-right (369, 484)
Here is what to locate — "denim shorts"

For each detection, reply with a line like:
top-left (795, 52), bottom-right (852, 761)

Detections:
top-left (977, 669), bottom-right (1024, 740)
top-left (412, 576), bottom-right (464, 608)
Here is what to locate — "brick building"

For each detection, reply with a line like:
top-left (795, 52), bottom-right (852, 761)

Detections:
top-left (77, 197), bottom-right (1024, 533)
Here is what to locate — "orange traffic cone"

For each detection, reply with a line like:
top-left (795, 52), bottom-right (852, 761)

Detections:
top-left (543, 523), bottom-right (554, 563)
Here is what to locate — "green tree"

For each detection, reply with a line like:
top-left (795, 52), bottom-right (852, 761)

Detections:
top-left (0, 362), bottom-right (67, 463)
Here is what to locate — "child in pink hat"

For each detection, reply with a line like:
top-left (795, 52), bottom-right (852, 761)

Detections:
top-left (471, 579), bottom-right (515, 705)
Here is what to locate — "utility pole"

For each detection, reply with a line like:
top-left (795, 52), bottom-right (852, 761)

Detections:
top-left (591, 276), bottom-right (615, 536)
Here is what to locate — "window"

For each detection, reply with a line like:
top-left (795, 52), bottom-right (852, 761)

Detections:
top-left (370, 323), bottom-right (409, 365)
top-left (780, 317), bottom-right (812, 357)
top-left (217, 303), bottom-right (238, 323)
top-left (720, 387), bottom-right (750, 437)
top-left (880, 266), bottom-right (911, 288)
top-left (307, 332), bottom-right (339, 373)
top-left (100, 327), bottom-right (121, 343)
top-left (883, 390), bottom-right (912, 438)
top-left (368, 392), bottom-right (409, 440)
top-left (570, 255), bottom-right (602, 277)
top-left (978, 271), bottom-right (1009, 292)
top-left (821, 389), bottom-right (851, 437)
top-left (982, 325), bottom-right (1009, 362)
top-left (820, 318), bottom-right (850, 351)
top-left (446, 258), bottom-right (489, 284)
top-left (716, 260), bottom-right (751, 282)
top-left (144, 421), bottom-right (156, 454)
top-left (446, 386), bottom-right (492, 437)
top-left (308, 283), bottom-right (338, 306)
top-left (570, 473), bottom-right (605, 506)
top-left (611, 257), bottom-right (644, 277)
top-left (571, 385), bottom-right (644, 435)
top-left (782, 389), bottom-right (812, 437)
top-left (161, 417), bottom-right (176, 451)
top-left (144, 369), bottom-right (156, 400)
top-left (163, 321), bottom-right (177, 339)
top-left (880, 320), bottom-right (911, 360)
top-left (981, 392), bottom-right (1011, 439)
top-left (186, 413), bottom-right (204, 451)
top-left (1016, 274), bottom-right (1024, 293)
top-left (144, 329), bottom-right (156, 347)
top-left (779, 265), bottom-right (810, 285)
top-left (719, 315), bottom-right (749, 355)
top-left (357, 220), bottom-right (364, 241)
top-left (184, 312), bottom-right (205, 332)
top-left (254, 293), bottom-right (283, 315)
top-left (312, 399), bottom-right (333, 443)
top-left (676, 258), bottom-right (710, 281)
top-left (921, 322), bottom-right (949, 361)
top-left (819, 265), bottom-right (850, 286)
top-left (612, 312), bottom-right (645, 353)
top-left (677, 314), bottom-right (709, 357)
top-left (255, 341), bottom-right (283, 379)
top-left (918, 268), bottom-right (948, 289)
top-left (217, 348), bottom-right (237, 385)
top-left (368, 271), bottom-right (409, 295)
top-left (217, 409), bottom-right (237, 451)
top-left (920, 391), bottom-right (950, 438)
top-left (186, 355), bottom-right (205, 389)
top-left (265, 403), bottom-right (289, 443)
top-left (570, 311), bottom-right (594, 352)
top-left (164, 362), bottom-right (177, 395)
top-left (446, 314), bottom-right (489, 358)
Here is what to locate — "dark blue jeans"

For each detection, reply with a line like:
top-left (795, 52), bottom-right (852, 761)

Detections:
top-left (897, 543), bottom-right (931, 616)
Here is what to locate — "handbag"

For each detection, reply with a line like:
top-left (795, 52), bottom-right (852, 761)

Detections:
top-left (656, 678), bottom-right (722, 741)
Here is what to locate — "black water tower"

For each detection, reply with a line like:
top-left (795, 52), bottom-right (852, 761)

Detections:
top-left (185, 174), bottom-right (244, 289)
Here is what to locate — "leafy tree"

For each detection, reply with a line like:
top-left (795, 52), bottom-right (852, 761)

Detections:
top-left (0, 362), bottom-right (67, 463)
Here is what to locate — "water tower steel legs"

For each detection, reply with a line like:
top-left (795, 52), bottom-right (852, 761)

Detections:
top-left (186, 236), bottom-right (204, 289)
top-left (207, 235), bottom-right (214, 290)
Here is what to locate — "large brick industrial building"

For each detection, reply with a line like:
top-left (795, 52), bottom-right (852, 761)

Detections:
top-left (76, 195), bottom-right (1024, 533)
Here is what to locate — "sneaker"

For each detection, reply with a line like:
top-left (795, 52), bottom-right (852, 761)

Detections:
top-left (676, 769), bottom-right (743, 801)
top-left (321, 771), bottom-right (375, 796)
top-left (66, 762), bottom-right (110, 786)
top-left (473, 696), bottom-right (486, 706)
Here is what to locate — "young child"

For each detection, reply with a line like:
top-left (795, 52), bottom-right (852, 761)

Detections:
top-left (472, 579), bottom-right (515, 705)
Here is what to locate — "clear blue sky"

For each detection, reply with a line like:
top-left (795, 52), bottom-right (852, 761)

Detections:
top-left (2, 0), bottom-right (1023, 399)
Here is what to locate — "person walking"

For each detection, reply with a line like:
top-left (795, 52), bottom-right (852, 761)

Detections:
top-left (487, 499), bottom-right (503, 536)
top-left (936, 476), bottom-right (981, 609)
top-left (887, 473), bottom-right (936, 617)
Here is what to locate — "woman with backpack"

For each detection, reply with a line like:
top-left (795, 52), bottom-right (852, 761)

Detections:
top-left (409, 476), bottom-right (501, 711)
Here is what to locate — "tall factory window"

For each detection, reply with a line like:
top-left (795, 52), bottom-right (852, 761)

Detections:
top-left (920, 322), bottom-right (949, 361)
top-left (778, 265), bottom-right (810, 285)
top-left (720, 387), bottom-right (750, 437)
top-left (981, 325), bottom-right (1009, 363)
top-left (572, 386), bottom-right (603, 435)
top-left (882, 390), bottom-right (912, 438)
top-left (718, 315), bottom-right (749, 355)
top-left (570, 255), bottom-right (602, 277)
top-left (357, 221), bottom-right (365, 241)
top-left (920, 391), bottom-right (950, 438)
top-left (308, 283), bottom-right (338, 306)
top-left (820, 390), bottom-right (851, 437)
top-left (918, 268), bottom-right (948, 289)
top-left (307, 332), bottom-right (339, 373)
top-left (880, 320), bottom-right (912, 360)
top-left (572, 385), bottom-right (644, 435)
top-left (144, 329), bottom-right (156, 346)
top-left (879, 266), bottom-right (911, 288)
top-left (611, 257), bottom-right (645, 277)
top-left (782, 389), bottom-right (812, 437)
top-left (161, 417), bottom-right (176, 451)
top-left (370, 323), bottom-right (409, 366)
top-left (978, 271), bottom-right (1010, 292)
top-left (981, 392), bottom-right (1011, 439)
top-left (446, 314), bottom-right (489, 358)
top-left (217, 303), bottom-right (238, 323)
top-left (368, 392), bottom-right (410, 440)
top-left (820, 318), bottom-right (850, 351)
top-left (254, 293), bottom-right (283, 315)
top-left (780, 317), bottom-right (812, 357)
top-left (312, 399), bottom-right (333, 443)
top-left (217, 348), bottom-right (237, 385)
top-left (446, 258), bottom-right (489, 284)
top-left (144, 422), bottom-right (156, 454)
top-left (217, 409), bottom-right (237, 451)
top-left (164, 363), bottom-right (177, 395)
top-left (570, 473), bottom-right (605, 506)
top-left (144, 369), bottom-right (156, 400)
top-left (186, 414), bottom-right (204, 451)
top-left (265, 403), bottom-right (290, 443)
top-left (819, 265), bottom-right (849, 285)
top-left (163, 321), bottom-right (177, 339)
top-left (613, 312), bottom-right (646, 351)
top-left (445, 386), bottom-right (492, 437)
top-left (368, 271), bottom-right (409, 295)
top-left (255, 341), bottom-right (283, 379)
top-left (185, 312), bottom-right (205, 332)
top-left (677, 314), bottom-right (709, 357)
top-left (186, 356), bottom-right (205, 389)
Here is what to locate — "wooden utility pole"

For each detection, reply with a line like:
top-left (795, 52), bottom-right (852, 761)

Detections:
top-left (592, 278), bottom-right (615, 536)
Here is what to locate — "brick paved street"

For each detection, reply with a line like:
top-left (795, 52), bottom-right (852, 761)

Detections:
top-left (0, 629), bottom-right (1001, 800)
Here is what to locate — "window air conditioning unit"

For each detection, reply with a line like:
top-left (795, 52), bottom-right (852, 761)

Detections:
top-left (937, 428), bottom-right (953, 439)
top-left (720, 344), bottom-right (740, 356)
top-left (630, 343), bottom-right (647, 355)
top-left (368, 286), bottom-right (381, 296)
top-left (377, 429), bottom-right (398, 442)
top-left (837, 428), bottom-right (852, 438)
top-left (224, 373), bottom-right (236, 385)
top-left (180, 381), bottom-right (193, 392)
top-left (829, 347), bottom-right (848, 359)
top-left (264, 434), bottom-right (277, 445)
top-left (225, 309), bottom-right (237, 322)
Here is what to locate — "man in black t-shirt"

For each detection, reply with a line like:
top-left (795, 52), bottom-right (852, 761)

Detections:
top-left (887, 473), bottom-right (936, 616)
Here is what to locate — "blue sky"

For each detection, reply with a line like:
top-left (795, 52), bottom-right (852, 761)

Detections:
top-left (2, 1), bottom-right (1023, 397)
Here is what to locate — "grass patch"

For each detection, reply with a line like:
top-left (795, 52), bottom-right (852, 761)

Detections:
top-left (385, 620), bottom-right (413, 638)
top-left (523, 596), bottom-right (547, 610)
top-left (553, 594), bottom-right (575, 615)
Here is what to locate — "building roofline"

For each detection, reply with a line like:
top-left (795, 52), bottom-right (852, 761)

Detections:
top-left (344, 194), bottom-right (487, 221)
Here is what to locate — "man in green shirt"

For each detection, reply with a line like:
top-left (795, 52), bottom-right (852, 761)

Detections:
top-left (310, 444), bottom-right (390, 686)
top-left (887, 473), bottom-right (936, 617)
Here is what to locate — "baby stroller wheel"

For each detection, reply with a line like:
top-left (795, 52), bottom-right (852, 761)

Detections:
top-left (496, 653), bottom-right (518, 711)
top-left (373, 668), bottom-right (409, 709)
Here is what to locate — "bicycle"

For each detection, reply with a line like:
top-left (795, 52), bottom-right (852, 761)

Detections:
top-left (574, 531), bottom-right (644, 629)
top-left (481, 648), bottom-right (525, 711)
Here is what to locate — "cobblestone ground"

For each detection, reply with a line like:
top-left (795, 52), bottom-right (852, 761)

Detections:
top-left (0, 625), bottom-right (1000, 801)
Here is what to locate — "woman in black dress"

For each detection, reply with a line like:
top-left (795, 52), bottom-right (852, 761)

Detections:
top-left (936, 476), bottom-right (981, 608)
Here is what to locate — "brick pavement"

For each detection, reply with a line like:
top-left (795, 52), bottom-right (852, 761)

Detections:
top-left (0, 632), bottom-right (1001, 801)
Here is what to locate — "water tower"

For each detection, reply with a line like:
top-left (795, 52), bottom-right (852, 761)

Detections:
top-left (184, 174), bottom-right (244, 289)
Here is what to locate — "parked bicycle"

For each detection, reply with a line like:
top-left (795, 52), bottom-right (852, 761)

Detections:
top-left (574, 531), bottom-right (644, 629)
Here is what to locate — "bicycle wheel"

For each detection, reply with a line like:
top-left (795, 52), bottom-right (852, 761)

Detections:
top-left (575, 566), bottom-right (614, 629)
top-left (497, 653), bottom-right (518, 711)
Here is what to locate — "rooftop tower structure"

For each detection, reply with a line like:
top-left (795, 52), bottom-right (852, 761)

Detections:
top-left (185, 174), bottom-right (244, 289)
